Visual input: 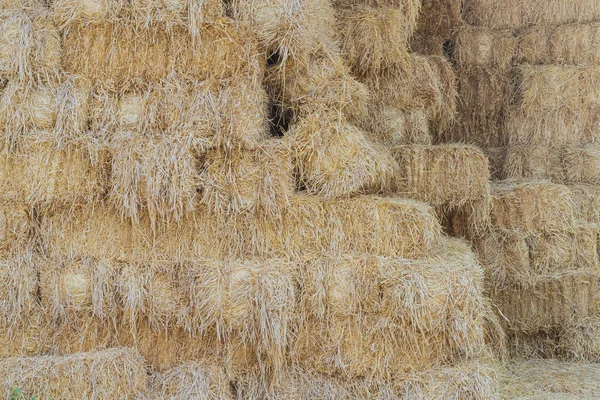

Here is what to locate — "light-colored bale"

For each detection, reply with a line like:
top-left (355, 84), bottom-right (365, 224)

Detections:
top-left (0, 253), bottom-right (37, 326)
top-left (0, 203), bottom-right (30, 253)
top-left (456, 67), bottom-right (513, 116)
top-left (0, 76), bottom-right (91, 143)
top-left (505, 107), bottom-right (600, 147)
top-left (0, 132), bottom-right (110, 205)
top-left (198, 140), bottom-right (294, 215)
top-left (336, 5), bottom-right (411, 76)
top-left (463, 0), bottom-right (600, 29)
top-left (527, 224), bottom-right (600, 275)
top-left (108, 132), bottom-right (198, 225)
top-left (454, 26), bottom-right (517, 70)
top-left (290, 113), bottom-right (396, 198)
top-left (150, 359), bottom-right (232, 400)
top-left (440, 108), bottom-right (506, 149)
top-left (0, 309), bottom-right (50, 358)
top-left (392, 143), bottom-right (491, 208)
top-left (518, 21), bottom-right (600, 65)
top-left (232, 0), bottom-right (339, 65)
top-left (559, 318), bottom-right (600, 362)
top-left (265, 52), bottom-right (369, 117)
top-left (53, 0), bottom-right (223, 29)
top-left (473, 230), bottom-right (532, 288)
top-left (502, 146), bottom-right (564, 182)
top-left (366, 54), bottom-right (457, 121)
top-left (62, 20), bottom-right (263, 90)
top-left (490, 180), bottom-right (576, 233)
top-left (39, 256), bottom-right (119, 322)
top-left (492, 270), bottom-right (600, 332)
top-left (563, 145), bottom-right (600, 184)
top-left (332, 0), bottom-right (422, 31)
top-left (517, 65), bottom-right (600, 114)
top-left (413, 0), bottom-right (461, 39)
top-left (369, 107), bottom-right (431, 146)
top-left (409, 34), bottom-right (447, 56)
top-left (92, 77), bottom-right (268, 150)
top-left (569, 184), bottom-right (600, 225)
top-left (0, 348), bottom-right (148, 399)
top-left (0, 7), bottom-right (60, 80)
top-left (503, 359), bottom-right (600, 399)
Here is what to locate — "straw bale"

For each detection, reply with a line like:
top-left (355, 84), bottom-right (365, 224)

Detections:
top-left (474, 230), bottom-right (532, 287)
top-left (0, 253), bottom-right (38, 326)
top-left (265, 53), bottom-right (369, 117)
top-left (366, 54), bottom-right (456, 120)
top-left (0, 203), bottom-right (30, 253)
top-left (502, 146), bottom-right (564, 182)
top-left (569, 185), bottom-right (600, 225)
top-left (364, 107), bottom-right (431, 146)
top-left (392, 144), bottom-right (491, 208)
top-left (412, 0), bottom-right (461, 40)
top-left (456, 67), bottom-right (513, 117)
top-left (0, 75), bottom-right (91, 143)
top-left (52, 0), bottom-right (223, 29)
top-left (232, 0), bottom-right (339, 65)
top-left (0, 348), bottom-right (148, 399)
top-left (40, 256), bottom-right (119, 322)
top-left (0, 132), bottom-right (109, 205)
top-left (563, 145), bottom-right (600, 184)
top-left (527, 224), bottom-right (600, 275)
top-left (517, 65), bottom-right (600, 114)
top-left (503, 359), bottom-right (600, 399)
top-left (505, 107), bottom-right (600, 147)
top-left (463, 0), bottom-right (600, 29)
top-left (454, 26), bottom-right (517, 71)
top-left (198, 140), bottom-right (294, 215)
top-left (492, 270), bottom-right (600, 332)
top-left (109, 132), bottom-right (198, 224)
top-left (93, 77), bottom-right (267, 150)
top-left (490, 180), bottom-right (576, 233)
top-left (0, 6), bottom-right (60, 81)
top-left (336, 5), bottom-right (412, 77)
top-left (558, 318), bottom-right (600, 362)
top-left (290, 114), bottom-right (396, 198)
top-left (62, 20), bottom-right (263, 91)
top-left (150, 359), bottom-right (232, 400)
top-left (332, 0), bottom-right (422, 30)
top-left (0, 309), bottom-right (51, 358)
top-left (409, 34), bottom-right (446, 56)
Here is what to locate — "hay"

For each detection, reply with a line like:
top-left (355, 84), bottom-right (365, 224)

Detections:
top-left (198, 140), bottom-right (294, 215)
top-left (0, 309), bottom-right (51, 358)
top-left (0, 132), bottom-right (109, 205)
top-left (563, 145), bottom-right (600, 184)
top-left (455, 68), bottom-right (513, 117)
top-left (52, 0), bottom-right (224, 29)
top-left (490, 180), bottom-right (576, 233)
top-left (492, 270), bottom-right (600, 332)
top-left (0, 348), bottom-right (148, 399)
top-left (0, 6), bottom-right (60, 81)
top-left (518, 21), bottom-right (600, 65)
top-left (454, 26), bottom-right (517, 71)
top-left (392, 144), bottom-right (491, 209)
top-left (150, 359), bottom-right (232, 400)
top-left (503, 359), bottom-right (600, 399)
top-left (232, 0), bottom-right (339, 65)
top-left (569, 184), bottom-right (600, 225)
top-left (558, 318), bottom-right (600, 362)
top-left (463, 0), bottom-right (600, 29)
top-left (0, 253), bottom-right (38, 326)
top-left (265, 52), bottom-right (369, 117)
top-left (412, 0), bottom-right (461, 41)
top-left (336, 5), bottom-right (412, 77)
top-left (332, 0), bottom-right (422, 31)
top-left (0, 203), bottom-right (30, 253)
top-left (365, 107), bottom-right (431, 146)
top-left (290, 113), bottom-right (396, 198)
top-left (108, 132), bottom-right (199, 225)
top-left (62, 20), bottom-right (263, 91)
top-left (502, 146), bottom-right (564, 182)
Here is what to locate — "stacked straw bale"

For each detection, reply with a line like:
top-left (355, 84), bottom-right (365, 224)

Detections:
top-left (0, 0), bottom-right (500, 397)
top-left (445, 0), bottom-right (600, 369)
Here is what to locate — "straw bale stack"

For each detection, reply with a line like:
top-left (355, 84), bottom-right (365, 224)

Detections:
top-left (503, 359), bottom-right (600, 399)
top-left (0, 5), bottom-right (60, 81)
top-left (410, 0), bottom-right (462, 56)
top-left (0, 348), bottom-right (148, 399)
top-left (463, 0), bottom-right (600, 29)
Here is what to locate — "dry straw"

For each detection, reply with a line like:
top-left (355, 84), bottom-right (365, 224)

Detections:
top-left (493, 270), bottom-right (600, 332)
top-left (0, 252), bottom-right (38, 327)
top-left (150, 359), bottom-right (232, 399)
top-left (490, 180), bottom-right (576, 233)
top-left (569, 184), bottom-right (600, 225)
top-left (503, 359), bottom-right (600, 398)
top-left (336, 5), bottom-right (411, 77)
top-left (0, 5), bottom-right (60, 81)
top-left (62, 19), bottom-right (263, 91)
top-left (392, 143), bottom-right (491, 209)
top-left (454, 26), bottom-right (517, 71)
top-left (0, 203), bottom-right (30, 253)
top-left (463, 0), bottom-right (600, 29)
top-left (289, 113), bottom-right (396, 198)
top-left (332, 0), bottom-right (422, 31)
top-left (0, 348), bottom-right (148, 399)
top-left (362, 107), bottom-right (431, 146)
